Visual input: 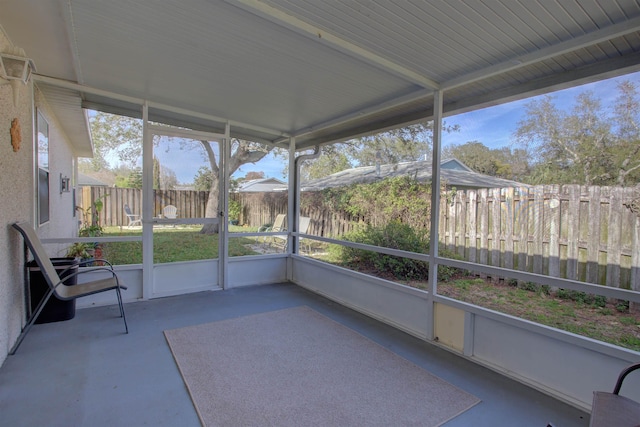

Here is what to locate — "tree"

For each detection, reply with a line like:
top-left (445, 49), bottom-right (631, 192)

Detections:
top-left (153, 156), bottom-right (178, 190)
top-left (127, 168), bottom-right (143, 189)
top-left (88, 111), bottom-right (277, 233)
top-left (300, 121), bottom-right (459, 180)
top-left (514, 81), bottom-right (640, 186)
top-left (197, 139), bottom-right (273, 234)
top-left (87, 111), bottom-right (143, 170)
top-left (442, 141), bottom-right (531, 181)
top-left (611, 81), bottom-right (640, 185)
top-left (193, 166), bottom-right (213, 191)
top-left (302, 146), bottom-right (351, 181)
top-left (347, 122), bottom-right (458, 166)
top-left (245, 171), bottom-right (265, 180)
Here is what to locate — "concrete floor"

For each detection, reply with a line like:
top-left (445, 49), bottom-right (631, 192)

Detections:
top-left (0, 282), bottom-right (589, 426)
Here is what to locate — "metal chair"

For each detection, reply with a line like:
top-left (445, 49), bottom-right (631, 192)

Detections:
top-left (272, 216), bottom-right (311, 253)
top-left (589, 362), bottom-right (640, 427)
top-left (10, 222), bottom-right (128, 355)
top-left (261, 214), bottom-right (286, 248)
top-left (124, 204), bottom-right (141, 228)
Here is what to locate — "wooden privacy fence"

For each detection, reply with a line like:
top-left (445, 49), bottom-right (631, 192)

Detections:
top-left (79, 186), bottom-right (209, 226)
top-left (441, 185), bottom-right (640, 291)
top-left (234, 192), bottom-right (362, 237)
top-left (81, 184), bottom-right (640, 290)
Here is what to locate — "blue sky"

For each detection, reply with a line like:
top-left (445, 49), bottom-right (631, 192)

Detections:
top-left (443, 71), bottom-right (640, 150)
top-left (153, 70), bottom-right (640, 184)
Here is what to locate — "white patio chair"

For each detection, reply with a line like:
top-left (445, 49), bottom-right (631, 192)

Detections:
top-left (124, 204), bottom-right (141, 228)
top-left (163, 205), bottom-right (178, 219)
top-left (162, 205), bottom-right (178, 227)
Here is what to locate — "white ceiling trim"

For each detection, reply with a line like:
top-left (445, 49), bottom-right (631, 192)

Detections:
top-left (147, 124), bottom-right (226, 141)
top-left (33, 74), bottom-right (289, 141)
top-left (226, 0), bottom-right (440, 90)
top-left (60, 0), bottom-right (83, 84)
top-left (444, 15), bottom-right (640, 91)
top-left (278, 88), bottom-right (433, 145)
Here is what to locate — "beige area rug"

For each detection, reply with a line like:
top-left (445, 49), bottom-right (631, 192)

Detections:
top-left (164, 306), bottom-right (480, 426)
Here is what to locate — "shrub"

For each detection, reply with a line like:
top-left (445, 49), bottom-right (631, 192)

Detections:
top-left (556, 289), bottom-right (606, 307)
top-left (616, 300), bottom-right (630, 313)
top-left (338, 221), bottom-right (429, 280)
top-left (228, 199), bottom-right (242, 224)
top-left (334, 221), bottom-right (461, 281)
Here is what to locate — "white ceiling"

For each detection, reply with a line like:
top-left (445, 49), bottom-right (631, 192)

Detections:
top-left (2, 0), bottom-right (640, 153)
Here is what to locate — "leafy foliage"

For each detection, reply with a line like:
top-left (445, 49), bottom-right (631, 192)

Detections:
top-left (305, 176), bottom-right (433, 231)
top-left (193, 166), bottom-right (213, 191)
top-left (78, 194), bottom-right (108, 237)
top-left (338, 221), bottom-right (430, 279)
top-left (299, 121), bottom-right (459, 180)
top-left (330, 221), bottom-right (461, 281)
top-left (228, 199), bottom-right (241, 222)
top-left (86, 111), bottom-right (143, 171)
top-left (442, 141), bottom-right (530, 181)
top-left (302, 147), bottom-right (352, 181)
top-left (514, 81), bottom-right (640, 186)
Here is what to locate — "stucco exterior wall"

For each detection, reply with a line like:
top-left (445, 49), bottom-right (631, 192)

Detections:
top-left (0, 34), bottom-right (35, 364)
top-left (0, 35), bottom-right (79, 365)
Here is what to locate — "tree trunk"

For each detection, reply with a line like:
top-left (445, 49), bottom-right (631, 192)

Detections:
top-left (197, 138), bottom-right (272, 234)
top-left (200, 175), bottom-right (220, 234)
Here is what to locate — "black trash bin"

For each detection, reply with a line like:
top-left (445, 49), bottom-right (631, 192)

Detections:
top-left (27, 257), bottom-right (79, 324)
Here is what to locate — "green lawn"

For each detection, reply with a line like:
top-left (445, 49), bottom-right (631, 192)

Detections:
top-left (100, 225), bottom-right (259, 265)
top-left (437, 277), bottom-right (640, 351)
top-left (99, 228), bottom-right (640, 351)
top-left (310, 249), bottom-right (640, 352)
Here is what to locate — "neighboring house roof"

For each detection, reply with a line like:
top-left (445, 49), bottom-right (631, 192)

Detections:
top-left (300, 159), bottom-right (526, 191)
top-left (78, 173), bottom-right (109, 187)
top-left (237, 178), bottom-right (286, 192)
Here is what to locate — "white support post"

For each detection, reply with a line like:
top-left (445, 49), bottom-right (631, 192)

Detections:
top-left (219, 122), bottom-right (230, 289)
top-left (142, 102), bottom-right (153, 300)
top-left (426, 89), bottom-right (443, 341)
top-left (287, 137), bottom-right (296, 279)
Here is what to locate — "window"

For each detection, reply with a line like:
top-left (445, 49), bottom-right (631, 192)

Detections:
top-left (37, 110), bottom-right (49, 224)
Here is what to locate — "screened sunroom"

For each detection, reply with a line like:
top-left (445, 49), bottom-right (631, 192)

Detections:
top-left (1, 1), bottom-right (640, 425)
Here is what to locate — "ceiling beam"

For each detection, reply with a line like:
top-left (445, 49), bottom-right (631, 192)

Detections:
top-left (226, 0), bottom-right (440, 90)
top-left (444, 16), bottom-right (640, 91)
top-left (275, 88), bottom-right (432, 145)
top-left (295, 52), bottom-right (640, 149)
top-left (33, 74), bottom-right (289, 140)
top-left (443, 51), bottom-right (640, 118)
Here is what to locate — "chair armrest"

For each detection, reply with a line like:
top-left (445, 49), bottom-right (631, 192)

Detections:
top-left (613, 362), bottom-right (640, 395)
top-left (76, 258), bottom-right (115, 269)
top-left (54, 261), bottom-right (119, 287)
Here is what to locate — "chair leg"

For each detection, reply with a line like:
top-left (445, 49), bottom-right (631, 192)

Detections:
top-left (9, 288), bottom-right (56, 355)
top-left (115, 287), bottom-right (128, 334)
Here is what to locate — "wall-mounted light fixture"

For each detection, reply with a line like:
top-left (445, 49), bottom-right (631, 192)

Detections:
top-left (60, 174), bottom-right (71, 194)
top-left (0, 46), bottom-right (36, 107)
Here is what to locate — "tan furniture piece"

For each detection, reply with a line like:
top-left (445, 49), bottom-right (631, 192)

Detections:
top-left (273, 216), bottom-right (311, 253)
top-left (10, 222), bottom-right (128, 355)
top-left (589, 362), bottom-right (640, 427)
